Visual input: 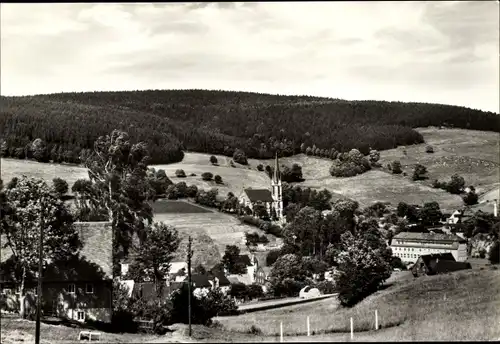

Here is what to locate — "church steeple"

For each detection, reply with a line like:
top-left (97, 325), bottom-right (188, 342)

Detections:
top-left (273, 152), bottom-right (281, 183)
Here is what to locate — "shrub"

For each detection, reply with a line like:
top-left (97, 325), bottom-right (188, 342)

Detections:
top-left (368, 149), bottom-right (380, 165)
top-left (233, 148), bottom-right (248, 165)
top-left (52, 177), bottom-right (69, 196)
top-left (412, 164), bottom-right (427, 181)
top-left (175, 169), bottom-right (186, 178)
top-left (201, 172), bottom-right (214, 181)
top-left (214, 175), bottom-right (223, 184)
top-left (257, 164), bottom-right (264, 171)
top-left (425, 145), bottom-right (434, 153)
top-left (445, 174), bottom-right (465, 194)
top-left (190, 173), bottom-right (196, 176)
top-left (240, 215), bottom-right (283, 237)
top-left (210, 155), bottom-right (218, 164)
top-left (248, 325), bottom-right (262, 335)
top-left (266, 249), bottom-right (281, 266)
top-left (314, 280), bottom-right (336, 294)
top-left (186, 185), bottom-right (198, 198)
top-left (391, 160), bottom-right (403, 174)
top-left (462, 191), bottom-right (479, 206)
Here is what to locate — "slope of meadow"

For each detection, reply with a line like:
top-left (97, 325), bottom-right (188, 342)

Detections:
top-left (215, 268), bottom-right (500, 341)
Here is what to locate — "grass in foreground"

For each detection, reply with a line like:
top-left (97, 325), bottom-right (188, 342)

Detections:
top-left (215, 268), bottom-right (500, 341)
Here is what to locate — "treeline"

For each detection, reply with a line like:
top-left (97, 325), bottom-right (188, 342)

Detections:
top-left (1, 89), bottom-right (499, 165)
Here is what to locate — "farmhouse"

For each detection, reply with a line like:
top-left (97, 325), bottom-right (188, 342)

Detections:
top-left (180, 271), bottom-right (232, 298)
top-left (391, 231), bottom-right (468, 264)
top-left (0, 221), bottom-right (113, 323)
top-left (238, 153), bottom-right (285, 223)
top-left (411, 253), bottom-right (472, 277)
top-left (225, 254), bottom-right (259, 285)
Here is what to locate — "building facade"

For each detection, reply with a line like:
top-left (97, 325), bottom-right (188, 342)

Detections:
top-left (391, 232), bottom-right (468, 264)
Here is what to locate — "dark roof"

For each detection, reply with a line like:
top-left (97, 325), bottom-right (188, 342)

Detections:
top-left (236, 254), bottom-right (253, 266)
top-left (394, 232), bottom-right (466, 243)
top-left (208, 270), bottom-right (231, 287)
top-left (244, 189), bottom-right (274, 202)
top-left (189, 274), bottom-right (212, 288)
top-left (434, 261), bottom-right (472, 274)
top-left (73, 222), bottom-right (113, 279)
top-left (420, 253), bottom-right (456, 267)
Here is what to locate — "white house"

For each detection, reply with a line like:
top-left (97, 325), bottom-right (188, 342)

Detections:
top-left (391, 232), bottom-right (468, 264)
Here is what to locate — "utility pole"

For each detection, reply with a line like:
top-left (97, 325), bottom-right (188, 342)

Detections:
top-left (35, 199), bottom-right (45, 344)
top-left (187, 236), bottom-right (193, 338)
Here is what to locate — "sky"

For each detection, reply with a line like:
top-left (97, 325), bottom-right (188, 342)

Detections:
top-left (1, 1), bottom-right (499, 113)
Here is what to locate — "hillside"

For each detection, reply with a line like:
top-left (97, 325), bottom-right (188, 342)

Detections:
top-left (216, 268), bottom-right (500, 341)
top-left (1, 90), bottom-right (499, 166)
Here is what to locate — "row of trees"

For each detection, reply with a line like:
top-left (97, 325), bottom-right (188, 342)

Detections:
top-left (3, 90), bottom-right (497, 165)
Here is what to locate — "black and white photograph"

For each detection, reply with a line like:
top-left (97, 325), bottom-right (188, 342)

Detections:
top-left (0, 1), bottom-right (499, 343)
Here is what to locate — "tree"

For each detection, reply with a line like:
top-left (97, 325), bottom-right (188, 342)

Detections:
top-left (269, 254), bottom-right (310, 296)
top-left (194, 264), bottom-right (207, 275)
top-left (1, 176), bottom-right (81, 316)
top-left (425, 145), bottom-right (434, 153)
top-left (222, 245), bottom-right (247, 275)
top-left (209, 156), bottom-right (218, 165)
top-left (253, 203), bottom-right (269, 220)
top-left (412, 164), bottom-right (427, 181)
top-left (489, 241), bottom-right (499, 264)
top-left (391, 160), bottom-right (403, 174)
top-left (368, 149), bottom-right (380, 165)
top-left (186, 185), bottom-right (198, 198)
top-left (446, 174), bottom-right (465, 194)
top-left (281, 163), bottom-right (304, 182)
top-left (31, 138), bottom-right (48, 162)
top-left (233, 148), bottom-right (248, 165)
top-left (84, 130), bottom-right (153, 273)
top-left (214, 175), bottom-right (223, 184)
top-left (201, 172), bottom-right (213, 181)
top-left (175, 169), bottom-right (186, 178)
top-left (257, 164), bottom-right (264, 171)
top-left (462, 190), bottom-right (479, 206)
top-left (52, 177), bottom-right (69, 197)
top-left (334, 230), bottom-right (392, 307)
top-left (132, 222), bottom-right (180, 295)
top-left (420, 202), bottom-right (442, 226)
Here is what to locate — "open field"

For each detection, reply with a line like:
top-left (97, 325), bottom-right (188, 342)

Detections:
top-left (154, 200), bottom-right (282, 268)
top-left (151, 200), bottom-right (212, 214)
top-left (215, 268), bottom-right (500, 341)
top-left (0, 314), bottom-right (162, 344)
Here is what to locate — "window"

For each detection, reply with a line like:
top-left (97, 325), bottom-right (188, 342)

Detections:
top-left (77, 311), bottom-right (85, 321)
top-left (85, 283), bottom-right (94, 294)
top-left (68, 284), bottom-right (76, 294)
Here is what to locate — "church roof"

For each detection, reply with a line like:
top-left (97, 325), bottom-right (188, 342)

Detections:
top-left (244, 189), bottom-right (274, 202)
top-left (273, 152), bottom-right (281, 182)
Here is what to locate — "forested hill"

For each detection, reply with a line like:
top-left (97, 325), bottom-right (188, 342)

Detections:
top-left (1, 89), bottom-right (499, 165)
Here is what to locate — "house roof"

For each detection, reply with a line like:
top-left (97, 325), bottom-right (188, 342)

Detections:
top-left (393, 232), bottom-right (465, 243)
top-left (244, 189), bottom-right (274, 203)
top-left (227, 273), bottom-right (253, 285)
top-left (187, 274), bottom-right (212, 288)
top-left (434, 261), bottom-right (472, 274)
top-left (236, 254), bottom-right (253, 266)
top-left (208, 270), bottom-right (231, 287)
top-left (419, 253), bottom-right (456, 266)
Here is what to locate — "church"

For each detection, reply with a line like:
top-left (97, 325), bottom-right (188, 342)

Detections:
top-left (238, 153), bottom-right (285, 224)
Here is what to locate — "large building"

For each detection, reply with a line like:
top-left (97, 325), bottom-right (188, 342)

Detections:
top-left (391, 232), bottom-right (468, 264)
top-left (238, 153), bottom-right (285, 223)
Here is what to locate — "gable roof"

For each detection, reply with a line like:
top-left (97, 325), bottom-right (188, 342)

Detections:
top-left (244, 189), bottom-right (274, 203)
top-left (169, 261), bottom-right (187, 275)
top-left (208, 270), bottom-right (231, 287)
top-left (188, 274), bottom-right (212, 288)
top-left (393, 232), bottom-right (466, 243)
top-left (434, 260), bottom-right (472, 274)
top-left (420, 253), bottom-right (456, 267)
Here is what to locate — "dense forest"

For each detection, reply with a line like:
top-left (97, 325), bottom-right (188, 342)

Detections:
top-left (1, 89), bottom-right (499, 165)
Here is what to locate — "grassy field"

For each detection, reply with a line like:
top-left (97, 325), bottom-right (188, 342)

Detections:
top-left (154, 200), bottom-right (282, 268)
top-left (215, 268), bottom-right (500, 341)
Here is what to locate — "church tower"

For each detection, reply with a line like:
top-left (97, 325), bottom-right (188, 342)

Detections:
top-left (271, 152), bottom-right (284, 223)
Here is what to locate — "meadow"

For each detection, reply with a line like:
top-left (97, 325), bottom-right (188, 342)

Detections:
top-left (215, 268), bottom-right (500, 341)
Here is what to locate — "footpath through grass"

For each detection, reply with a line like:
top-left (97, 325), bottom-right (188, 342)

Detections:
top-left (215, 268), bottom-right (500, 341)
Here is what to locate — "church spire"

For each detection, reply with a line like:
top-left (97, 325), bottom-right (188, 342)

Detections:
top-left (273, 151), bottom-right (280, 183)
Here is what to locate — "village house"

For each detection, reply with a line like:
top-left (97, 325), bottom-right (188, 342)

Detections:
top-left (225, 253), bottom-right (259, 285)
top-left (411, 253), bottom-right (472, 277)
top-left (0, 222), bottom-right (113, 323)
top-left (391, 231), bottom-right (468, 265)
top-left (238, 154), bottom-right (285, 224)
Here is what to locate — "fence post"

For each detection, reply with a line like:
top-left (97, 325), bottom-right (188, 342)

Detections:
top-left (307, 316), bottom-right (310, 336)
top-left (350, 317), bottom-right (354, 340)
top-left (375, 309), bottom-right (378, 330)
top-left (280, 321), bottom-right (284, 342)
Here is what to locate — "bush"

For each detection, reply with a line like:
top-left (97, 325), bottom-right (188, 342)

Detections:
top-left (257, 164), bottom-right (264, 171)
top-left (446, 174), bottom-right (465, 194)
top-left (233, 148), bottom-right (248, 165)
top-left (175, 169), bottom-right (186, 178)
top-left (266, 249), bottom-right (281, 266)
top-left (214, 175), bottom-right (223, 184)
top-left (329, 149), bottom-right (371, 177)
top-left (52, 177), bottom-right (69, 196)
top-left (190, 173), bottom-right (196, 176)
top-left (314, 280), bottom-right (336, 294)
top-left (462, 191), bottom-right (479, 206)
top-left (210, 155), bottom-right (218, 165)
top-left (412, 164), bottom-right (427, 181)
top-left (186, 185), bottom-right (198, 198)
top-left (390, 160), bottom-right (403, 174)
top-left (425, 145), bottom-right (434, 153)
top-left (201, 172), bottom-right (214, 181)
top-left (240, 215), bottom-right (283, 237)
